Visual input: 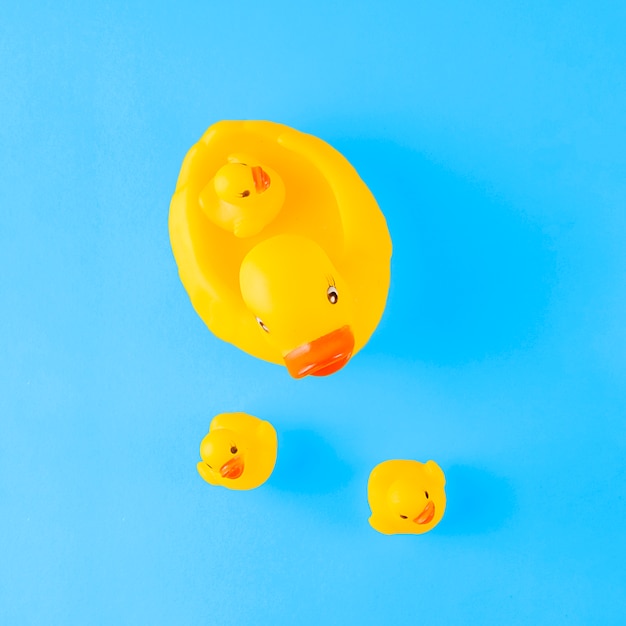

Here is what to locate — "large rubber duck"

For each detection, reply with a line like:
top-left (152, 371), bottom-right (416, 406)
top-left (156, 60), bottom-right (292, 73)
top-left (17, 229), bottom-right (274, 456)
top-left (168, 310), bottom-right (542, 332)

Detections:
top-left (197, 412), bottom-right (278, 491)
top-left (368, 460), bottom-right (447, 535)
top-left (169, 121), bottom-right (392, 378)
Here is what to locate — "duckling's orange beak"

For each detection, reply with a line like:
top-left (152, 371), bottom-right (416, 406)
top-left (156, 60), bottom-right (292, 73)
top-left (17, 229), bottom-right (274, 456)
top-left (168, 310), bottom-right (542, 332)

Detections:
top-left (220, 456), bottom-right (245, 479)
top-left (414, 501), bottom-right (435, 525)
top-left (251, 166), bottom-right (271, 193)
top-left (284, 326), bottom-right (355, 378)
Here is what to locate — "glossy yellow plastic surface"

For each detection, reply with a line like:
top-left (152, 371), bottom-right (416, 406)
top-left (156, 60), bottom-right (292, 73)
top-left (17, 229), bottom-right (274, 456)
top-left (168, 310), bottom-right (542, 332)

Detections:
top-left (368, 460), bottom-right (447, 535)
top-left (198, 153), bottom-right (286, 238)
top-left (169, 121), bottom-right (392, 378)
top-left (197, 412), bottom-right (277, 491)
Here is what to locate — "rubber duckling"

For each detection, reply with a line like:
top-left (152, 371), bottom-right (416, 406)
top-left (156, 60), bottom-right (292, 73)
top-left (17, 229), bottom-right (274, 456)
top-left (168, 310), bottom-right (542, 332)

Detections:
top-left (368, 460), bottom-right (446, 535)
top-left (169, 121), bottom-right (392, 378)
top-left (197, 412), bottom-right (278, 491)
top-left (198, 154), bottom-right (285, 238)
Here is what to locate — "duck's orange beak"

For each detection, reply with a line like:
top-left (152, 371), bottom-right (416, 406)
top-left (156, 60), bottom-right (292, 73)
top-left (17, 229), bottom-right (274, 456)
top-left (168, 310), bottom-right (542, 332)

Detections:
top-left (251, 166), bottom-right (271, 193)
top-left (414, 501), bottom-right (435, 525)
top-left (220, 456), bottom-right (245, 479)
top-left (284, 326), bottom-right (355, 378)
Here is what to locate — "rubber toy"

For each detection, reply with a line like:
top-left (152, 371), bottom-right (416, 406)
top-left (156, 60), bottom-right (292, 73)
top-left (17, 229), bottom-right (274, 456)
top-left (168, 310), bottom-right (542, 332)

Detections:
top-left (367, 460), bottom-right (446, 535)
top-left (198, 153), bottom-right (286, 238)
top-left (197, 412), bottom-right (277, 490)
top-left (169, 120), bottom-right (392, 378)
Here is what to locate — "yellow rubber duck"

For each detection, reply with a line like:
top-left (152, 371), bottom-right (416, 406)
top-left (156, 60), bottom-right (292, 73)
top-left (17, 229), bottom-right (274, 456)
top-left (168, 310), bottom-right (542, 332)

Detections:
top-left (198, 153), bottom-right (286, 238)
top-left (169, 120), bottom-right (392, 378)
top-left (368, 460), bottom-right (447, 535)
top-left (197, 412), bottom-right (278, 491)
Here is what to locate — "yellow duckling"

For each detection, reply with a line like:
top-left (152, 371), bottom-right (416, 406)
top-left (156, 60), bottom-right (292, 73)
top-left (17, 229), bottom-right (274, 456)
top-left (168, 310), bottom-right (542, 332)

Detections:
top-left (368, 460), bottom-right (447, 535)
top-left (197, 412), bottom-right (278, 491)
top-left (169, 120), bottom-right (392, 378)
top-left (198, 153), bottom-right (286, 238)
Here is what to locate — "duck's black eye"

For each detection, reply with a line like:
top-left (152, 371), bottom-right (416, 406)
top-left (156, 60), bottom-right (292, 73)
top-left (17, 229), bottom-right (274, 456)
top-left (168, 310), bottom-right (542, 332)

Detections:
top-left (425, 491), bottom-right (429, 499)
top-left (399, 515), bottom-right (408, 519)
top-left (239, 190), bottom-right (250, 198)
top-left (255, 317), bottom-right (270, 333)
top-left (230, 446), bottom-right (238, 454)
top-left (327, 285), bottom-right (338, 304)
top-left (205, 463), bottom-right (213, 470)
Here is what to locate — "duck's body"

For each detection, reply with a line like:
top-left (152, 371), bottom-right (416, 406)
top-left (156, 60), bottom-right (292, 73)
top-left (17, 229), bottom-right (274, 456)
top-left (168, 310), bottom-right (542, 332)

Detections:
top-left (197, 412), bottom-right (277, 491)
top-left (368, 460), bottom-right (447, 535)
top-left (169, 121), bottom-right (392, 378)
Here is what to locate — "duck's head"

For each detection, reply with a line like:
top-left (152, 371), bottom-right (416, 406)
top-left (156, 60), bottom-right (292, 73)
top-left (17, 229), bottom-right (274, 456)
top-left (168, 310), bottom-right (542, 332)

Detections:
top-left (213, 154), bottom-right (273, 202)
top-left (198, 428), bottom-right (249, 484)
top-left (240, 234), bottom-right (355, 378)
top-left (369, 460), bottom-right (446, 535)
top-left (200, 154), bottom-right (285, 238)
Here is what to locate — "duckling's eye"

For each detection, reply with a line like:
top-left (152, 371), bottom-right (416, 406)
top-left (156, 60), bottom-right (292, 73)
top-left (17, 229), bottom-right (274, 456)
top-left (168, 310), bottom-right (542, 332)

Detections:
top-left (425, 491), bottom-right (429, 499)
top-left (399, 515), bottom-right (408, 519)
top-left (238, 190), bottom-right (250, 198)
top-left (230, 446), bottom-right (238, 454)
top-left (255, 317), bottom-right (270, 333)
top-left (327, 285), bottom-right (338, 304)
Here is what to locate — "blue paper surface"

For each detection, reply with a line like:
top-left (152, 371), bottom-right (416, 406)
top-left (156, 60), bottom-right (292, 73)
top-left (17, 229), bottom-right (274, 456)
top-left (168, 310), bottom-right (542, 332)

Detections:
top-left (1, 2), bottom-right (625, 624)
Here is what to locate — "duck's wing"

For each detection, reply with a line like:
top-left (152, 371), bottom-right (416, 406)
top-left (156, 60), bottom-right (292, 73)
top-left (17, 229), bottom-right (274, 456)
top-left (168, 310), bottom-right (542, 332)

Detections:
top-left (425, 460), bottom-right (446, 485)
top-left (255, 418), bottom-right (278, 449)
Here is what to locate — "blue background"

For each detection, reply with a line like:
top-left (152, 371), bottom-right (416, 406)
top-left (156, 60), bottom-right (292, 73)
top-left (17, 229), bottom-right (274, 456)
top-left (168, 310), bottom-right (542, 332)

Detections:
top-left (2, 1), bottom-right (625, 624)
